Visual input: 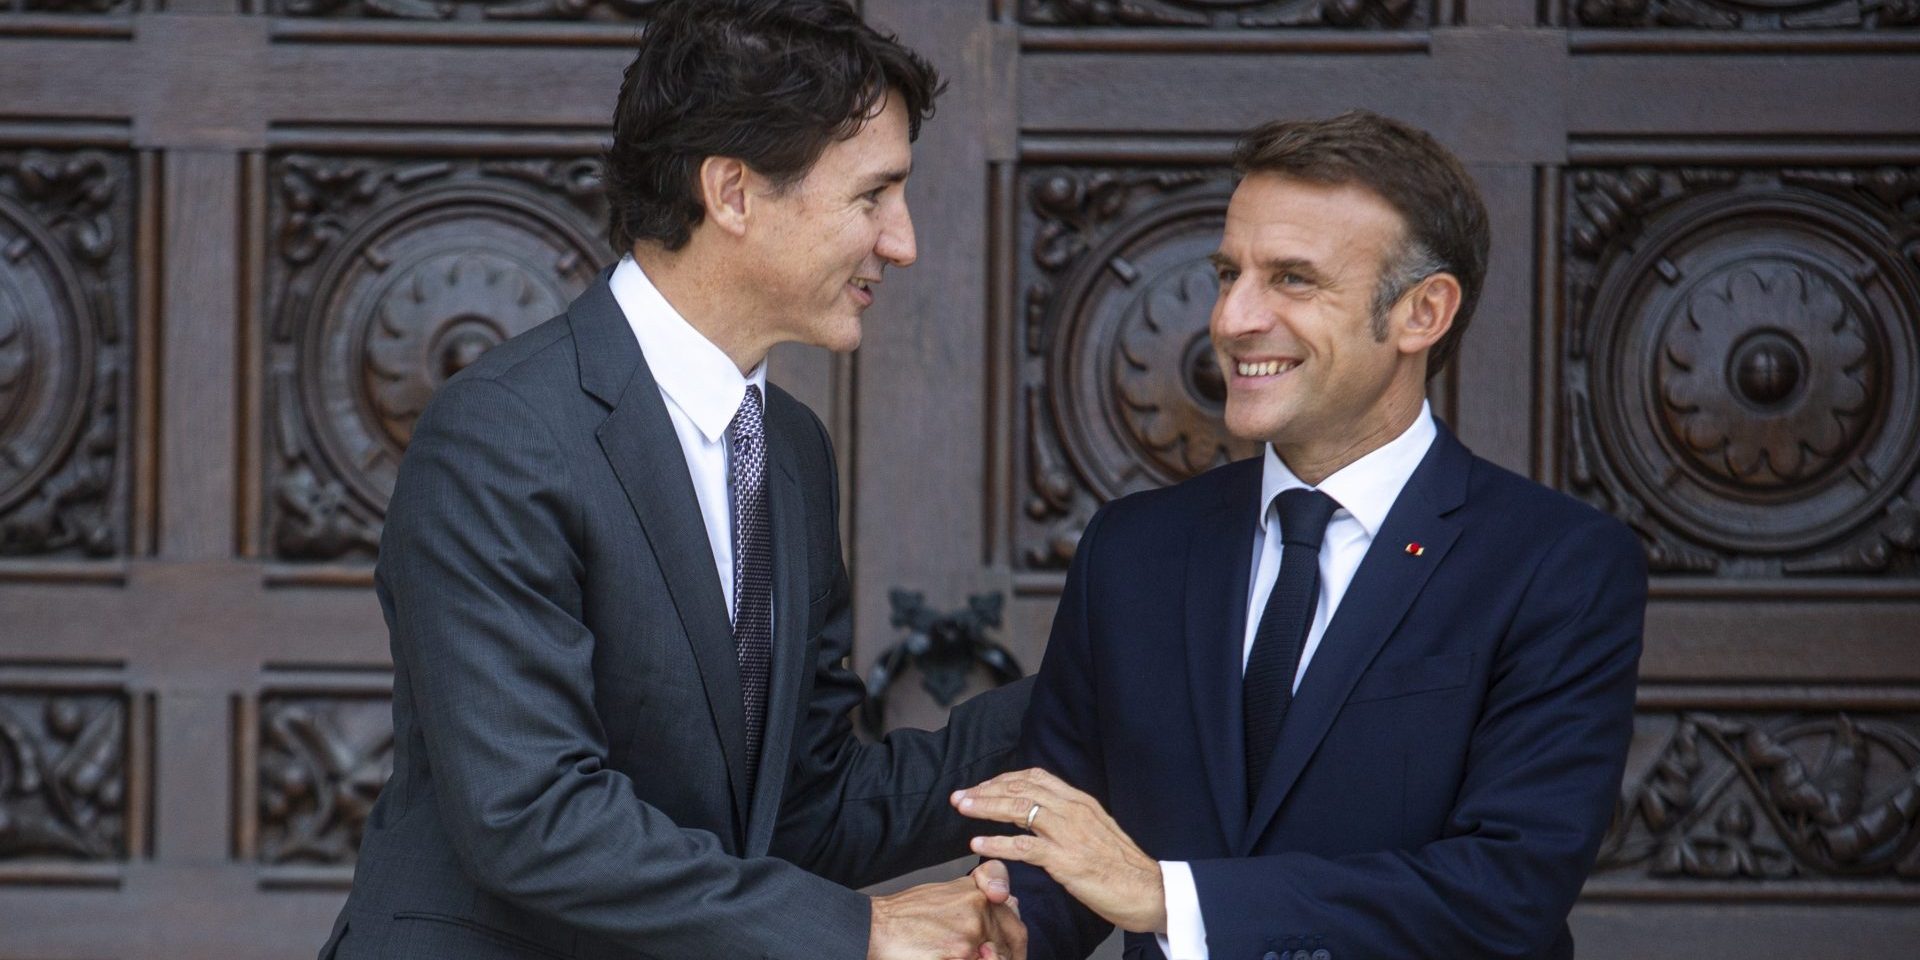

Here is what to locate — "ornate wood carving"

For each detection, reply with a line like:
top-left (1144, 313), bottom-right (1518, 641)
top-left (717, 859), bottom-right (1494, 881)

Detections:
top-left (1562, 165), bottom-right (1920, 577)
top-left (257, 694), bottom-right (392, 866)
top-left (1014, 165), bottom-right (1254, 570)
top-left (1, 0), bottom-right (135, 11)
top-left (1598, 711), bottom-right (1920, 882)
top-left (1572, 0), bottom-right (1920, 29)
top-left (0, 149), bottom-right (132, 561)
top-left (1021, 0), bottom-right (1425, 28)
top-left (264, 153), bottom-right (607, 562)
top-left (0, 690), bottom-right (126, 861)
top-left (268, 0), bottom-right (655, 20)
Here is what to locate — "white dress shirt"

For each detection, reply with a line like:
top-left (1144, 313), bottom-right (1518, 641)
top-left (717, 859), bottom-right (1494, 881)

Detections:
top-left (1158, 403), bottom-right (1438, 960)
top-left (608, 255), bottom-right (769, 623)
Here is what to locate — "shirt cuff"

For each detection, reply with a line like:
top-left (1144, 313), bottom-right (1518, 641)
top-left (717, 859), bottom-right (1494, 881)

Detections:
top-left (1157, 860), bottom-right (1208, 960)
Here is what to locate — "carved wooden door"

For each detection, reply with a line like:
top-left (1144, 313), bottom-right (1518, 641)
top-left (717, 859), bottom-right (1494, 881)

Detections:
top-left (1, 1), bottom-right (1917, 959)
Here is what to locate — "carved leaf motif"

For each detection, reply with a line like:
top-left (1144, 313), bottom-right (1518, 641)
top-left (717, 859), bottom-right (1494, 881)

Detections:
top-left (1023, 0), bottom-right (1424, 28)
top-left (259, 698), bottom-right (394, 866)
top-left (1599, 711), bottom-right (1920, 880)
top-left (275, 0), bottom-right (658, 20)
top-left (1570, 0), bottom-right (1912, 28)
top-left (0, 150), bottom-right (129, 559)
top-left (0, 693), bottom-right (126, 862)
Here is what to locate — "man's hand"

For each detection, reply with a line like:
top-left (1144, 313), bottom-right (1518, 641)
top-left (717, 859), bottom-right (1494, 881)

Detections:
top-left (952, 768), bottom-right (1167, 935)
top-left (868, 865), bottom-right (1027, 960)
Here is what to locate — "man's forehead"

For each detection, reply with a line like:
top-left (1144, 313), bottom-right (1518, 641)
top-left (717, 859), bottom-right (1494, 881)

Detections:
top-left (1222, 174), bottom-right (1402, 257)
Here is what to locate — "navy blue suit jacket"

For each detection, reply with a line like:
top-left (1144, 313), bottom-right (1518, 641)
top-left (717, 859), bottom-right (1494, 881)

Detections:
top-left (1012, 425), bottom-right (1646, 960)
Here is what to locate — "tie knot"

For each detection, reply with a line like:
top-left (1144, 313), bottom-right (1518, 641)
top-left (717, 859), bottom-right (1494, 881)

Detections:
top-left (1274, 488), bottom-right (1340, 551)
top-left (729, 384), bottom-right (764, 443)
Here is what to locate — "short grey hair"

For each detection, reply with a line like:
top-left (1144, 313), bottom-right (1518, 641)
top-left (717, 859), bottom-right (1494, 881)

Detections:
top-left (1369, 238), bottom-right (1446, 340)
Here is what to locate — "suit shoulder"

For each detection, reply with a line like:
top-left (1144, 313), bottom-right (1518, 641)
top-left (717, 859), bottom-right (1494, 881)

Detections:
top-left (1089, 458), bottom-right (1259, 541)
top-left (408, 315), bottom-right (578, 442)
top-left (1464, 454), bottom-right (1637, 551)
top-left (444, 313), bottom-right (575, 389)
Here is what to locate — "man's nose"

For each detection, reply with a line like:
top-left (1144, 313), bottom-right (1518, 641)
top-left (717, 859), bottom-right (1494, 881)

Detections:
top-left (877, 198), bottom-right (917, 268)
top-left (1211, 277), bottom-right (1269, 340)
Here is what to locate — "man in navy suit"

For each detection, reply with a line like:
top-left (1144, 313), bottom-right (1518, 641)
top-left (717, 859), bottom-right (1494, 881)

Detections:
top-left (952, 111), bottom-right (1646, 959)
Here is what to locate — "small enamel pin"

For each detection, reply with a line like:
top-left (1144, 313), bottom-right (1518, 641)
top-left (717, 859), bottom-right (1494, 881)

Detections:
top-left (1405, 542), bottom-right (1425, 557)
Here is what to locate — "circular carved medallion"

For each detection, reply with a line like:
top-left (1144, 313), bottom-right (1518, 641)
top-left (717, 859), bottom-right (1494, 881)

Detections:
top-left (298, 184), bottom-right (601, 514)
top-left (0, 194), bottom-right (95, 517)
top-left (1046, 187), bottom-right (1257, 498)
top-left (1586, 188), bottom-right (1919, 554)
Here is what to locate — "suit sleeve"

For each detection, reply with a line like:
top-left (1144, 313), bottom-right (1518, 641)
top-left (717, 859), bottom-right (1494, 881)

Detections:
top-left (1006, 506), bottom-right (1120, 960)
top-left (767, 407), bottom-right (1032, 890)
top-left (380, 376), bottom-right (870, 960)
top-left (1186, 514), bottom-right (1648, 960)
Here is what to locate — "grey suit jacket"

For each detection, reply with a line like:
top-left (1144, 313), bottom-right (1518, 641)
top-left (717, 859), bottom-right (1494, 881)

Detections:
top-left (320, 272), bottom-right (1030, 960)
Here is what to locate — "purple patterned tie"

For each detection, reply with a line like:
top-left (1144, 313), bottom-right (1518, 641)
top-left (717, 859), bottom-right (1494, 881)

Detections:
top-left (727, 385), bottom-right (772, 793)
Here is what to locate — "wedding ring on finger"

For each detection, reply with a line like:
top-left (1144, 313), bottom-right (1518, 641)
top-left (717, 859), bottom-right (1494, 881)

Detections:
top-left (1024, 802), bottom-right (1042, 832)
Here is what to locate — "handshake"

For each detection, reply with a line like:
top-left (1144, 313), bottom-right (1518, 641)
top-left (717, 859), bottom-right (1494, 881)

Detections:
top-left (866, 768), bottom-right (1168, 960)
top-left (866, 859), bottom-right (1024, 960)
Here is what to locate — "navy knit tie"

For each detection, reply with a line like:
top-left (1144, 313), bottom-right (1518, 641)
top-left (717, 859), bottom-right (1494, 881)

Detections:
top-left (1243, 488), bottom-right (1339, 804)
top-left (728, 385), bottom-right (772, 793)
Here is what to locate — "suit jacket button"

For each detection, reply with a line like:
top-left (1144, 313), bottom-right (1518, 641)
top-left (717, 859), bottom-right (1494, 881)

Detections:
top-left (1312, 951), bottom-right (1332, 960)
top-left (1262, 952), bottom-right (1280, 960)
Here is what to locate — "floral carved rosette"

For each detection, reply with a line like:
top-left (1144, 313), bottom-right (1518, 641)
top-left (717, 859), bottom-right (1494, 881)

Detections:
top-left (1659, 263), bottom-right (1875, 490)
top-left (1016, 167), bottom-right (1251, 570)
top-left (1565, 168), bottom-right (1920, 575)
top-left (266, 155), bottom-right (607, 563)
top-left (0, 150), bottom-right (131, 560)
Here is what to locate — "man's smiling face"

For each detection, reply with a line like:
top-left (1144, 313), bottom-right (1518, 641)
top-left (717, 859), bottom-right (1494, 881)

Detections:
top-left (744, 90), bottom-right (918, 354)
top-left (1209, 172), bottom-right (1412, 452)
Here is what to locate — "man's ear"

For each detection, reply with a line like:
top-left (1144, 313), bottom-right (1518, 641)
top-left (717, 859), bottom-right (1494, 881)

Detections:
top-left (698, 155), bottom-right (752, 238)
top-left (1395, 271), bottom-right (1460, 358)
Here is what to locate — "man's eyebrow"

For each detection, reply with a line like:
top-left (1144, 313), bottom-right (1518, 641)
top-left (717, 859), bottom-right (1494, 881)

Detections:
top-left (1207, 252), bottom-right (1322, 276)
top-left (862, 165), bottom-right (913, 189)
top-left (1260, 256), bottom-right (1320, 276)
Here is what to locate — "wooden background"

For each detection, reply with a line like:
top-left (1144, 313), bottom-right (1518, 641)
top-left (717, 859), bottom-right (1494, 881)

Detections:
top-left (2, 1), bottom-right (1918, 957)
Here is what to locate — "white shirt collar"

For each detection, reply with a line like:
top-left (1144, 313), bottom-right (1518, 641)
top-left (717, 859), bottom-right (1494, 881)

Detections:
top-left (609, 255), bottom-right (767, 444)
top-left (1259, 401), bottom-right (1439, 538)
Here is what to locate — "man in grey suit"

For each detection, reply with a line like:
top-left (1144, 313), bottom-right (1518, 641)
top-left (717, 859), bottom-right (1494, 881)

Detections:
top-left (318, 2), bottom-right (1030, 958)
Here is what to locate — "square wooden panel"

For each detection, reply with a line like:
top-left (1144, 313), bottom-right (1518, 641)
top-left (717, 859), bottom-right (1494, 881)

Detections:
top-left (1009, 162), bottom-right (1246, 574)
top-left (257, 149), bottom-right (609, 566)
top-left (1566, 0), bottom-right (1920, 29)
top-left (262, 0), bottom-right (653, 21)
top-left (1017, 0), bottom-right (1434, 29)
top-left (0, 147), bottom-right (136, 567)
top-left (1558, 163), bottom-right (1920, 585)
top-left (0, 680), bottom-right (135, 873)
top-left (249, 689), bottom-right (391, 873)
top-left (1591, 688), bottom-right (1920, 897)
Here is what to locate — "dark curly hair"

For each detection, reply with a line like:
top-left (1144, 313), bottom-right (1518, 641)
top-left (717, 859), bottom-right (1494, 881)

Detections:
top-left (1232, 111), bottom-right (1490, 379)
top-left (605, 0), bottom-right (944, 253)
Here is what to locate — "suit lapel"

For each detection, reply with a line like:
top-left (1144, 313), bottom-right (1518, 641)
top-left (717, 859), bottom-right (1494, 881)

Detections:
top-left (574, 277), bottom-right (752, 830)
top-left (1241, 428), bottom-right (1472, 851)
top-left (1184, 459), bottom-right (1262, 854)
top-left (745, 416), bottom-right (808, 855)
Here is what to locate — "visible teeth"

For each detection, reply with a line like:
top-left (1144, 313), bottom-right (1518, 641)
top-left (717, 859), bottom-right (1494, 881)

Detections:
top-left (851, 279), bottom-right (871, 290)
top-left (1236, 360), bottom-right (1297, 377)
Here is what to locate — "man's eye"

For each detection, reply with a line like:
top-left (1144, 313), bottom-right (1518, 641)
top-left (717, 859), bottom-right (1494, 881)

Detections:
top-left (1214, 267), bottom-right (1238, 285)
top-left (1279, 272), bottom-right (1308, 286)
